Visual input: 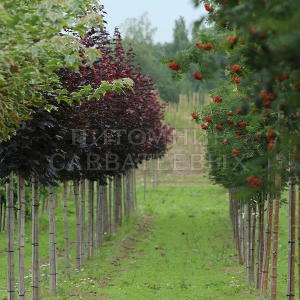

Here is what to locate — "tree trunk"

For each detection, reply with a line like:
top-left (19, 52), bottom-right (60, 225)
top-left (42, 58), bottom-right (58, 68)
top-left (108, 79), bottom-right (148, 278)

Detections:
top-left (287, 180), bottom-right (296, 300)
top-left (32, 176), bottom-right (40, 300)
top-left (2, 197), bottom-right (7, 231)
top-left (18, 175), bottom-right (25, 300)
top-left (249, 203), bottom-right (256, 285)
top-left (256, 197), bottom-right (265, 289)
top-left (48, 187), bottom-right (57, 296)
top-left (261, 193), bottom-right (274, 296)
top-left (125, 171), bottom-right (131, 217)
top-left (102, 183), bottom-right (108, 236)
top-left (246, 203), bottom-right (252, 282)
top-left (239, 201), bottom-right (245, 264)
top-left (114, 175), bottom-right (122, 229)
top-left (108, 178), bottom-right (113, 234)
top-left (271, 194), bottom-right (280, 300)
top-left (298, 186), bottom-right (300, 300)
top-left (96, 180), bottom-right (102, 249)
top-left (0, 196), bottom-right (3, 232)
top-left (80, 179), bottom-right (86, 264)
top-left (63, 181), bottom-right (70, 276)
top-left (88, 180), bottom-right (94, 258)
top-left (7, 172), bottom-right (15, 300)
top-left (73, 180), bottom-right (81, 269)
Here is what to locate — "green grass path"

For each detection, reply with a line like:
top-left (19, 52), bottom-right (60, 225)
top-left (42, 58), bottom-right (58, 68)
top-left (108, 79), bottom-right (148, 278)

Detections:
top-left (57, 184), bottom-right (258, 300)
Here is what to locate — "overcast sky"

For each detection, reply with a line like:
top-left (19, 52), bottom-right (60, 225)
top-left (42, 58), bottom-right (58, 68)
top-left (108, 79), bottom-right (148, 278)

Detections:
top-left (101, 0), bottom-right (205, 43)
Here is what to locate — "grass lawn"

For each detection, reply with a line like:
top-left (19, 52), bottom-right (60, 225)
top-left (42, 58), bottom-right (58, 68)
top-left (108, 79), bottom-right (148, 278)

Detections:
top-left (0, 183), bottom-right (292, 299)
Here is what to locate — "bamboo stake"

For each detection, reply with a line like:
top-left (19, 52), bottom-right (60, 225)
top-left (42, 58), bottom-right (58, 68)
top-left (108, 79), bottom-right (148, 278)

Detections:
top-left (32, 176), bottom-right (40, 300)
top-left (7, 172), bottom-right (15, 300)
top-left (18, 175), bottom-right (25, 300)
top-left (63, 181), bottom-right (70, 276)
top-left (48, 187), bottom-right (57, 296)
top-left (261, 193), bottom-right (274, 296)
top-left (88, 180), bottom-right (94, 258)
top-left (287, 180), bottom-right (296, 300)
top-left (73, 179), bottom-right (81, 269)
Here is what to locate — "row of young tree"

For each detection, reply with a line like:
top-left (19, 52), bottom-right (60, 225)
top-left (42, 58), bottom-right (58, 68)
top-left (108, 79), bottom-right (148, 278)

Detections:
top-left (167, 0), bottom-right (300, 299)
top-left (0, 5), bottom-right (172, 300)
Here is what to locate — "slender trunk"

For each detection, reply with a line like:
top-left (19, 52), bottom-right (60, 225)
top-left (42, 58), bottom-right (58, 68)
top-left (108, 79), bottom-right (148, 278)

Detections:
top-left (32, 176), bottom-right (40, 300)
top-left (108, 179), bottom-right (113, 233)
top-left (123, 174), bottom-right (127, 217)
top-left (246, 203), bottom-right (252, 282)
top-left (18, 175), bottom-right (25, 300)
top-left (125, 171), bottom-right (131, 217)
top-left (114, 175), bottom-right (122, 228)
top-left (3, 197), bottom-right (7, 231)
top-left (63, 181), bottom-right (70, 276)
top-left (48, 187), bottom-right (57, 296)
top-left (133, 169), bottom-right (137, 211)
top-left (7, 173), bottom-right (15, 300)
top-left (232, 190), bottom-right (243, 264)
top-left (88, 180), bottom-right (94, 258)
top-left (144, 164), bottom-right (147, 203)
top-left (102, 183), bottom-right (108, 235)
top-left (80, 179), bottom-right (86, 264)
top-left (0, 195), bottom-right (4, 232)
top-left (261, 193), bottom-right (274, 296)
top-left (287, 180), bottom-right (296, 300)
top-left (0, 197), bottom-right (2, 232)
top-left (271, 194), bottom-right (280, 300)
top-left (239, 202), bottom-right (245, 264)
top-left (298, 185), bottom-right (300, 299)
top-left (73, 180), bottom-right (81, 269)
top-left (256, 197), bottom-right (265, 289)
top-left (249, 203), bottom-right (256, 285)
top-left (96, 180), bottom-right (102, 248)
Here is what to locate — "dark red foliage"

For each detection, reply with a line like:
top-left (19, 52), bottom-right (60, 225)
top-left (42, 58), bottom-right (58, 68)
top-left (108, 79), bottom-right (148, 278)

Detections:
top-left (57, 27), bottom-right (172, 180)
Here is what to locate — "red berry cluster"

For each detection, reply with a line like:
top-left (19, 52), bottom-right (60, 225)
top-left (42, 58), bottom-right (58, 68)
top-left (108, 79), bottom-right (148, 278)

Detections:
top-left (168, 61), bottom-right (180, 71)
top-left (247, 176), bottom-right (263, 188)
top-left (260, 91), bottom-right (276, 108)
top-left (195, 42), bottom-right (213, 51)
top-left (204, 3), bottom-right (214, 12)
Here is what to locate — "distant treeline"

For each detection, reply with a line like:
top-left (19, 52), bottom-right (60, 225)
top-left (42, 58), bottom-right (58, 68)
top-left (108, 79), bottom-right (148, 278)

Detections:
top-left (120, 14), bottom-right (218, 103)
